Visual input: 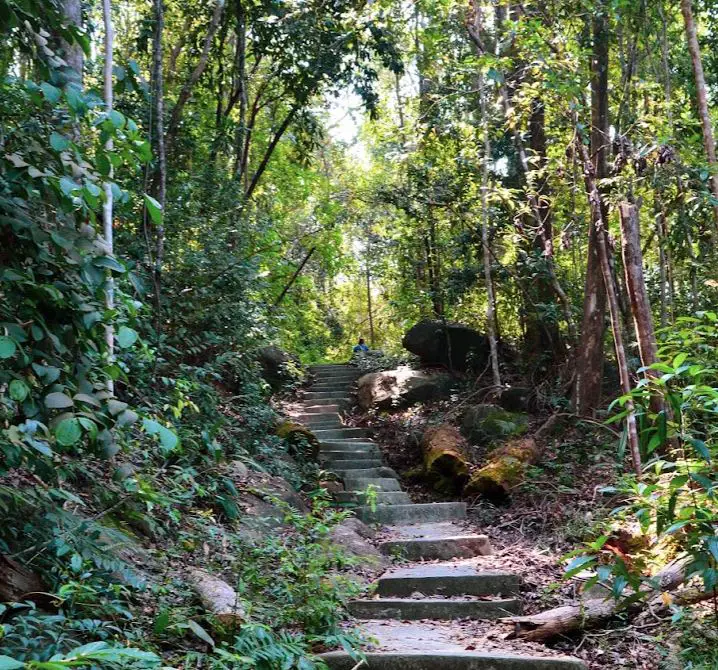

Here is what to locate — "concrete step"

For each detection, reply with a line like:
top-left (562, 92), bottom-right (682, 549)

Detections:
top-left (320, 651), bottom-right (587, 670)
top-left (311, 381), bottom-right (357, 388)
top-left (343, 477), bottom-right (402, 492)
top-left (348, 596), bottom-right (520, 621)
top-left (357, 502), bottom-right (466, 525)
top-left (298, 404), bottom-right (342, 414)
top-left (322, 459), bottom-right (385, 470)
top-left (377, 565), bottom-right (521, 597)
top-left (305, 391), bottom-right (356, 400)
top-left (313, 428), bottom-right (370, 440)
top-left (319, 440), bottom-right (377, 451)
top-left (321, 449), bottom-right (380, 460)
top-left (380, 531), bottom-right (492, 561)
top-left (295, 411), bottom-right (342, 422)
top-left (304, 420), bottom-right (344, 429)
top-left (336, 466), bottom-right (397, 479)
top-left (335, 491), bottom-right (411, 505)
top-left (299, 398), bottom-right (350, 407)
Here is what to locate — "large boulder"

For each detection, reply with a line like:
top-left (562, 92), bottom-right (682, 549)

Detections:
top-left (461, 404), bottom-right (529, 445)
top-left (327, 518), bottom-right (388, 572)
top-left (275, 420), bottom-right (319, 460)
top-left (356, 367), bottom-right (453, 410)
top-left (257, 345), bottom-right (300, 390)
top-left (402, 319), bottom-right (489, 371)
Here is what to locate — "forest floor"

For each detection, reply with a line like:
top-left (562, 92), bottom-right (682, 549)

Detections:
top-left (343, 393), bottom-right (710, 670)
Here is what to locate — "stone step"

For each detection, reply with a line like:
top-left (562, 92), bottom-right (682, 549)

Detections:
top-left (377, 565), bottom-right (521, 597)
top-left (335, 491), bottom-right (411, 505)
top-left (357, 502), bottom-right (466, 525)
top-left (305, 391), bottom-right (356, 400)
top-left (311, 380), bottom-right (358, 387)
top-left (299, 404), bottom-right (342, 414)
top-left (343, 477), bottom-right (402, 492)
top-left (299, 398), bottom-right (350, 407)
top-left (313, 428), bottom-right (370, 440)
top-left (322, 459), bottom-right (385, 470)
top-left (336, 466), bottom-right (397, 479)
top-left (321, 449), bottom-right (379, 460)
top-left (295, 411), bottom-right (342, 422)
top-left (319, 440), bottom-right (377, 450)
top-left (304, 420), bottom-right (344, 429)
top-left (348, 596), bottom-right (520, 621)
top-left (380, 534), bottom-right (492, 561)
top-left (319, 651), bottom-right (587, 670)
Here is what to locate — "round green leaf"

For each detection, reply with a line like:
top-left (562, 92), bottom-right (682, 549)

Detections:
top-left (0, 336), bottom-right (17, 359)
top-left (116, 326), bottom-right (138, 349)
top-left (55, 417), bottom-right (82, 446)
top-left (9, 379), bottom-right (29, 402)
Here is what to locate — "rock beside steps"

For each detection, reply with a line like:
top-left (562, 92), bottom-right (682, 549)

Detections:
top-left (292, 364), bottom-right (586, 670)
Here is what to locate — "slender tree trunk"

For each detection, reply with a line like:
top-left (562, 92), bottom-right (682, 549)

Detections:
top-left (655, 200), bottom-right (669, 328)
top-left (479, 76), bottom-right (501, 387)
top-left (102, 0), bottom-right (114, 394)
top-left (273, 247), bottom-right (316, 307)
top-left (233, 0), bottom-right (248, 180)
top-left (365, 257), bottom-right (375, 349)
top-left (166, 0), bottom-right (226, 148)
top-left (60, 0), bottom-right (83, 83)
top-left (578, 141), bottom-right (641, 476)
top-left (573, 5), bottom-right (609, 416)
top-left (618, 203), bottom-right (662, 412)
top-left (680, 0), bottom-right (718, 229)
top-left (152, 0), bottom-right (167, 337)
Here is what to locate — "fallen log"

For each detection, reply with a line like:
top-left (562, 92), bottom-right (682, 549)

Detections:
top-left (503, 558), bottom-right (693, 641)
top-left (462, 414), bottom-right (571, 499)
top-left (275, 420), bottom-right (319, 460)
top-left (187, 568), bottom-right (245, 629)
top-left (421, 425), bottom-right (469, 493)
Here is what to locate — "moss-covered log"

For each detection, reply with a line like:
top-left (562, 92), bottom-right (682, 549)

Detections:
top-left (0, 554), bottom-right (50, 606)
top-left (463, 437), bottom-right (540, 499)
top-left (421, 425), bottom-right (469, 493)
top-left (275, 420), bottom-right (319, 459)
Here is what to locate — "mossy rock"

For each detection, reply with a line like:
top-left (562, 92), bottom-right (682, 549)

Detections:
top-left (461, 404), bottom-right (529, 445)
top-left (275, 420), bottom-right (319, 460)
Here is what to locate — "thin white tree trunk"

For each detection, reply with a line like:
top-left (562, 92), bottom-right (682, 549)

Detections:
top-left (102, 0), bottom-right (114, 394)
top-left (479, 75), bottom-right (501, 387)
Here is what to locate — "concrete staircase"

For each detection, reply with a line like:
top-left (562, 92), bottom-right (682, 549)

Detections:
top-left (293, 364), bottom-right (586, 670)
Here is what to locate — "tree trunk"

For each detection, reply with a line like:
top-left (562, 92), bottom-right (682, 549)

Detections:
top-left (680, 0), bottom-right (718, 229)
top-left (573, 5), bottom-right (609, 416)
top-left (479, 74), bottom-right (501, 387)
top-left (102, 0), bottom-right (115, 395)
top-left (577, 141), bottom-right (641, 476)
top-left (0, 555), bottom-right (50, 606)
top-left (166, 0), bottom-right (226, 148)
top-left (152, 0), bottom-right (167, 337)
top-left (421, 426), bottom-right (469, 493)
top-left (618, 203), bottom-right (660, 376)
top-left (272, 247), bottom-right (316, 307)
top-left (233, 0), bottom-right (248, 180)
top-left (188, 568), bottom-right (244, 629)
top-left (504, 558), bottom-right (694, 641)
top-left (59, 0), bottom-right (83, 83)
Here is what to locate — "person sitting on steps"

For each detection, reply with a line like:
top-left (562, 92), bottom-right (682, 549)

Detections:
top-left (353, 337), bottom-right (369, 354)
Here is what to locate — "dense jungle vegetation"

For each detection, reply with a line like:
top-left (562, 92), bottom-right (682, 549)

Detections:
top-left (2, 0), bottom-right (718, 667)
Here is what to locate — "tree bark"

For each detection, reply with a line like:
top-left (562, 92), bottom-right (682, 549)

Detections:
top-left (152, 0), bottom-right (167, 337)
top-left (232, 0), bottom-right (248, 180)
top-left (680, 0), bottom-right (718, 229)
top-left (573, 6), bottom-right (609, 416)
top-left (479, 74), bottom-right (501, 387)
top-left (0, 555), bottom-right (50, 606)
top-left (102, 0), bottom-right (115, 395)
top-left (503, 558), bottom-right (694, 641)
top-left (59, 0), bottom-right (83, 83)
top-left (577, 141), bottom-right (641, 476)
top-left (618, 203), bottom-right (660, 382)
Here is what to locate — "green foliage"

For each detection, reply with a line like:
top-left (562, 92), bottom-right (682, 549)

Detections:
top-left (570, 313), bottom-right (718, 611)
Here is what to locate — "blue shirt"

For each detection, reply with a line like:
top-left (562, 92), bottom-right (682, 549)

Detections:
top-left (353, 343), bottom-right (369, 353)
